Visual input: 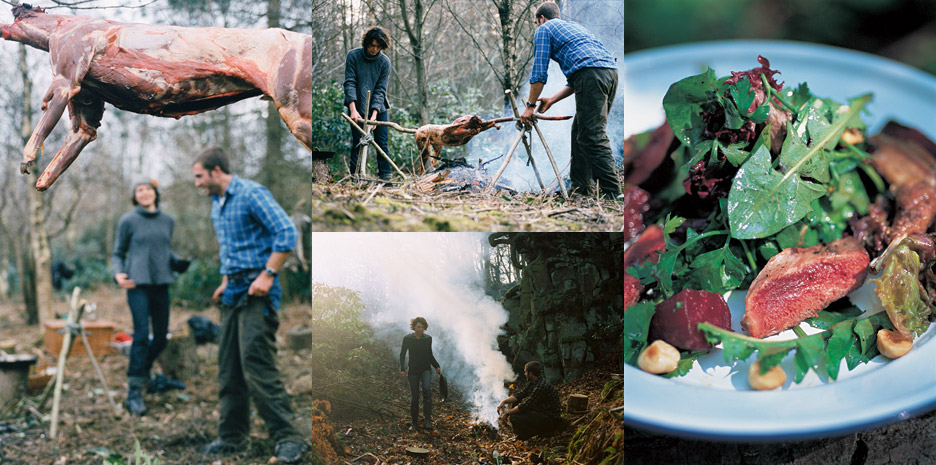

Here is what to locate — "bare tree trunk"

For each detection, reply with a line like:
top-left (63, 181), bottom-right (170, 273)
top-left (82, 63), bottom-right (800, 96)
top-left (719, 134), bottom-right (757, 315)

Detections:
top-left (262, 0), bottom-right (286, 198)
top-left (19, 43), bottom-right (54, 324)
top-left (399, 0), bottom-right (431, 125)
top-left (496, 0), bottom-right (519, 109)
top-left (0, 251), bottom-right (9, 303)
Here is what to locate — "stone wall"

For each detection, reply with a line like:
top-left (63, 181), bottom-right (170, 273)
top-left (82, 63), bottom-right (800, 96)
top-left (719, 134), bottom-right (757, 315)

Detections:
top-left (491, 233), bottom-right (635, 383)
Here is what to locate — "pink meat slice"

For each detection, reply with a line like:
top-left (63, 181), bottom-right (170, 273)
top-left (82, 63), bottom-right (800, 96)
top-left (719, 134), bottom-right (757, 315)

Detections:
top-left (649, 289), bottom-right (732, 351)
top-left (742, 237), bottom-right (870, 338)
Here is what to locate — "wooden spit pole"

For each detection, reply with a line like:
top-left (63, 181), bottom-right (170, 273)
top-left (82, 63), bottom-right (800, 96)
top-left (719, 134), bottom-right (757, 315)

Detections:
top-left (486, 128), bottom-right (526, 192)
top-left (50, 288), bottom-right (85, 439)
top-left (341, 113), bottom-right (407, 178)
top-left (530, 117), bottom-right (570, 199)
top-left (357, 90), bottom-right (372, 178)
top-left (505, 89), bottom-right (545, 190)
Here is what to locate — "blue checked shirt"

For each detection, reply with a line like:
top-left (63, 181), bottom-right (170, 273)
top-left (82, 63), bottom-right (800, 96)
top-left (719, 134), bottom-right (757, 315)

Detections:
top-left (210, 175), bottom-right (297, 310)
top-left (530, 18), bottom-right (617, 86)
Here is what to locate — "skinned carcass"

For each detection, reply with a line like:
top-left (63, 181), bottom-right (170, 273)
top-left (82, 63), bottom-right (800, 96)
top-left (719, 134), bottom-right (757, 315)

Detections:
top-left (414, 115), bottom-right (509, 174)
top-left (1, 4), bottom-right (324, 190)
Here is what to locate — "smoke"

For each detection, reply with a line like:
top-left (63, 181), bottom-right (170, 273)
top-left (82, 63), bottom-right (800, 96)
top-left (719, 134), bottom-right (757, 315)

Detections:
top-left (473, 0), bottom-right (629, 192)
top-left (309, 232), bottom-right (515, 425)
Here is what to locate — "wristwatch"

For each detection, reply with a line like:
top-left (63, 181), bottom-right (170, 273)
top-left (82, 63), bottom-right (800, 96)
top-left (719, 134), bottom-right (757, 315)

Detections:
top-left (263, 266), bottom-right (278, 277)
top-left (525, 100), bottom-right (536, 108)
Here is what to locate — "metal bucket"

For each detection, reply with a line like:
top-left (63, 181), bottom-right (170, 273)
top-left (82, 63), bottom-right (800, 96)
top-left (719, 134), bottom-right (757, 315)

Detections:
top-left (0, 354), bottom-right (38, 406)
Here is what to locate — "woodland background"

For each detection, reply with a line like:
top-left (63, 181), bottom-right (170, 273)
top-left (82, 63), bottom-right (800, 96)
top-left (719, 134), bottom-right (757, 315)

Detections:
top-left (0, 0), bottom-right (933, 325)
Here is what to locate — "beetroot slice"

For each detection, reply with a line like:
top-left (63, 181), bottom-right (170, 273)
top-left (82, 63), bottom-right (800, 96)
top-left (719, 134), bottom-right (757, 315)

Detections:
top-left (649, 289), bottom-right (732, 351)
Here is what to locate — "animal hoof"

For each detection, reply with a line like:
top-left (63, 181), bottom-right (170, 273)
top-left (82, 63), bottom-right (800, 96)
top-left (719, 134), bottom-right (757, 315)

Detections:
top-left (20, 162), bottom-right (31, 175)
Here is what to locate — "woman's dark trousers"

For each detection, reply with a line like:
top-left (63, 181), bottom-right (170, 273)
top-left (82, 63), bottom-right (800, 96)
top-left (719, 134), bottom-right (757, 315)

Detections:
top-left (349, 110), bottom-right (391, 178)
top-left (126, 284), bottom-right (170, 381)
top-left (408, 369), bottom-right (432, 427)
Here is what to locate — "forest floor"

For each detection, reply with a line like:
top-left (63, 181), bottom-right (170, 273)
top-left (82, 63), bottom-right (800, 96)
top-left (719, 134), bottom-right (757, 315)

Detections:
top-left (0, 288), bottom-right (624, 464)
top-left (307, 176), bottom-right (646, 233)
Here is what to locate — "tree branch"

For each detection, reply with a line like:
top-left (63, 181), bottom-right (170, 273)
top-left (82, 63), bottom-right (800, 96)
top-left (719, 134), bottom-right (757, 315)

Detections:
top-left (442, 0), bottom-right (505, 84)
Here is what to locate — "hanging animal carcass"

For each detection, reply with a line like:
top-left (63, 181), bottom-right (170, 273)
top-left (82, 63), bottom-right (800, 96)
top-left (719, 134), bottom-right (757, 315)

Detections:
top-left (1, 4), bottom-right (325, 190)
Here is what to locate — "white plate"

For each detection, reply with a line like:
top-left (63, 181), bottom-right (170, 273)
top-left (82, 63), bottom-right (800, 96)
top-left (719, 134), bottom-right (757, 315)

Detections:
top-left (619, 40), bottom-right (936, 441)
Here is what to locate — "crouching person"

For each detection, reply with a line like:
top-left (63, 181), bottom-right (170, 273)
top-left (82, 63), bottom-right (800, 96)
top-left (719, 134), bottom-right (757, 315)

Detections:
top-left (496, 361), bottom-right (564, 441)
top-left (191, 146), bottom-right (306, 464)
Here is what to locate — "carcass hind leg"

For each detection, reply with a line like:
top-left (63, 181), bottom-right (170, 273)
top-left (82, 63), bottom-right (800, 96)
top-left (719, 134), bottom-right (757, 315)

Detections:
top-left (35, 93), bottom-right (104, 191)
top-left (22, 78), bottom-right (80, 175)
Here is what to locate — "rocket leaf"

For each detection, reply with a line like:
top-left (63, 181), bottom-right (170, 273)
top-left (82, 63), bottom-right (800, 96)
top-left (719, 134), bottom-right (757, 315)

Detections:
top-left (727, 94), bottom-right (871, 240)
top-left (727, 144), bottom-right (826, 239)
top-left (699, 309), bottom-right (893, 382)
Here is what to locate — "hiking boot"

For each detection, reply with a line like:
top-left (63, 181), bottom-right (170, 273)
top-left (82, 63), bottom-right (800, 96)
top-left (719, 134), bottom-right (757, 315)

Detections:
top-left (200, 438), bottom-right (245, 455)
top-left (423, 420), bottom-right (433, 431)
top-left (274, 441), bottom-right (307, 464)
top-left (125, 385), bottom-right (147, 416)
top-left (378, 173), bottom-right (393, 182)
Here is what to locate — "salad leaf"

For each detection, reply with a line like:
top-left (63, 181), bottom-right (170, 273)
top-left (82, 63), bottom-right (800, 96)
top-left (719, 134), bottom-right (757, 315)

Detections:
top-left (699, 310), bottom-right (893, 382)
top-left (726, 78), bottom-right (770, 125)
top-left (726, 93), bottom-right (872, 239)
top-left (621, 301), bottom-right (656, 365)
top-left (871, 237), bottom-right (933, 338)
top-left (663, 68), bottom-right (721, 148)
top-left (727, 144), bottom-right (826, 239)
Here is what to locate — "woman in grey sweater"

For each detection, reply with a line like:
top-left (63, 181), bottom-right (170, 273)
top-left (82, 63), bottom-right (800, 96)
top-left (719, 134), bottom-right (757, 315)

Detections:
top-left (344, 26), bottom-right (392, 180)
top-left (112, 179), bottom-right (181, 415)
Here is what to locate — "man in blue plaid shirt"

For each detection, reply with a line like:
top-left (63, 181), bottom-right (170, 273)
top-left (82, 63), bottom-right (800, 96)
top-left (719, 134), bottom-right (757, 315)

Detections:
top-left (191, 147), bottom-right (306, 464)
top-left (520, 1), bottom-right (620, 199)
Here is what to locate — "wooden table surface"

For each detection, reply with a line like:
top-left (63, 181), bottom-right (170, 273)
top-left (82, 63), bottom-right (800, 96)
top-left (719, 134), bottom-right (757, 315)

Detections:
top-left (620, 408), bottom-right (936, 464)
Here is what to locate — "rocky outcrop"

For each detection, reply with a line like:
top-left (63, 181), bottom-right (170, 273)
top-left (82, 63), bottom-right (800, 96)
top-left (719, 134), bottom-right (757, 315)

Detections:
top-left (490, 233), bottom-right (641, 383)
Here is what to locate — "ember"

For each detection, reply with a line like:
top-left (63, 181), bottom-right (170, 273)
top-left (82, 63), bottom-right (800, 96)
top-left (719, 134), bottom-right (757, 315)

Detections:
top-left (413, 158), bottom-right (514, 194)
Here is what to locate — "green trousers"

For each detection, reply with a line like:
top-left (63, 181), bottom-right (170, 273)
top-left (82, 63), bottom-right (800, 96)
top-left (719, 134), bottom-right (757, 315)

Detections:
top-left (217, 295), bottom-right (302, 445)
top-left (569, 67), bottom-right (621, 198)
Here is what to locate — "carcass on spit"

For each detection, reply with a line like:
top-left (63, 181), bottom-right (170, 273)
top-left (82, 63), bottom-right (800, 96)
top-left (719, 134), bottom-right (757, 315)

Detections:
top-left (1, 4), bottom-right (326, 190)
top-left (414, 115), bottom-right (512, 174)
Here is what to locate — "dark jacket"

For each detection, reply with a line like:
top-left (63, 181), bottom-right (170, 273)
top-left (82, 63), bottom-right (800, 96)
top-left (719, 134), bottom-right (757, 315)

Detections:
top-left (400, 333), bottom-right (440, 374)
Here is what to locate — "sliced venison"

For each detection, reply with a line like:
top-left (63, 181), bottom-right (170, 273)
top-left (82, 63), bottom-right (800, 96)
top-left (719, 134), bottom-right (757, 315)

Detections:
top-left (742, 237), bottom-right (869, 338)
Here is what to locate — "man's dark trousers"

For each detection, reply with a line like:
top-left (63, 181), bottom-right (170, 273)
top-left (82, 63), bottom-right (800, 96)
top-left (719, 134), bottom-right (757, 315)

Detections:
top-left (217, 293), bottom-right (302, 445)
top-left (569, 67), bottom-right (620, 198)
top-left (509, 411), bottom-right (563, 440)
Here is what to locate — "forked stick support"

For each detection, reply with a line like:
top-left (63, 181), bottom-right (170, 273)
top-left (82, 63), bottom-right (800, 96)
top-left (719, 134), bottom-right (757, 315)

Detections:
top-left (485, 90), bottom-right (569, 199)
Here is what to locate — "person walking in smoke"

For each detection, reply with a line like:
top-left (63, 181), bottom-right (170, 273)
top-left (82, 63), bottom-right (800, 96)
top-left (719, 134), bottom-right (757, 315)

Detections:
top-left (400, 316), bottom-right (442, 431)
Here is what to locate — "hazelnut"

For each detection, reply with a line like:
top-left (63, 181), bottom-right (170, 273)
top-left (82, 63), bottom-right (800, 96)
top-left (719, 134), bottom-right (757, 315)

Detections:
top-left (748, 361), bottom-right (786, 391)
top-left (637, 340), bottom-right (680, 374)
top-left (876, 329), bottom-right (912, 359)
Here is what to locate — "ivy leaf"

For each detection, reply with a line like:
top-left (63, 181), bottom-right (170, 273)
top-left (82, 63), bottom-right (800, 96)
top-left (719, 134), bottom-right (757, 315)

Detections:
top-left (727, 144), bottom-right (826, 239)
